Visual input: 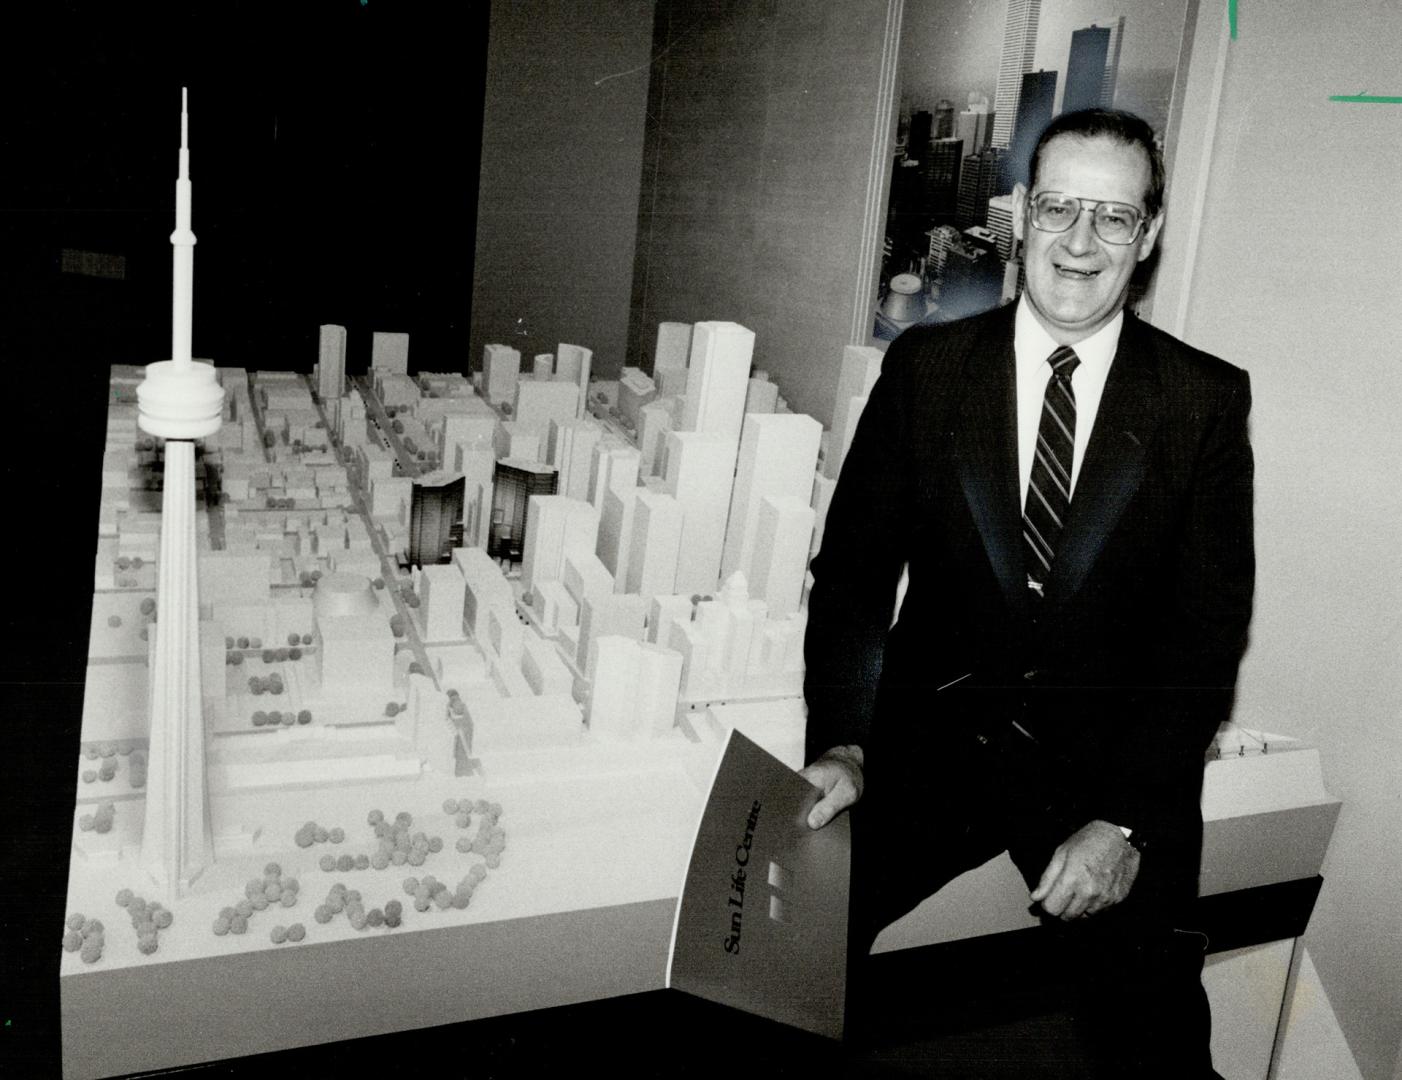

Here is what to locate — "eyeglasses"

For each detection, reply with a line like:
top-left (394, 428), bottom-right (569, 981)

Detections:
top-left (1027, 192), bottom-right (1147, 245)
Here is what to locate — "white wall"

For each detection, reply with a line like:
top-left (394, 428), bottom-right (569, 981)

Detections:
top-left (470, 1), bottom-right (654, 378)
top-left (1179, 4), bottom-right (1402, 1077)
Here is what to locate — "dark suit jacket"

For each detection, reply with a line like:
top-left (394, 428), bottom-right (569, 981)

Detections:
top-left (804, 303), bottom-right (1254, 871)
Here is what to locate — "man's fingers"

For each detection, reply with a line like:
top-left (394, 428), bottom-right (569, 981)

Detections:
top-left (1041, 876), bottom-right (1077, 917)
top-left (806, 778), bottom-right (855, 829)
top-left (1061, 888), bottom-right (1093, 920)
top-left (1030, 848), bottom-right (1066, 903)
top-left (800, 751), bottom-right (864, 830)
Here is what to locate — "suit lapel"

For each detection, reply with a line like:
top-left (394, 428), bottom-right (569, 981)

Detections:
top-left (1044, 314), bottom-right (1161, 602)
top-left (954, 310), bottom-right (1027, 610)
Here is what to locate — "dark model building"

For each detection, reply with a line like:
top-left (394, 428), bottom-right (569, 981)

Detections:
top-left (488, 459), bottom-right (558, 563)
top-left (408, 471), bottom-right (466, 567)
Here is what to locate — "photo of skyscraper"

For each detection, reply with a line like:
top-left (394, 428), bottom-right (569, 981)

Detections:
top-left (875, 0), bottom-right (1191, 339)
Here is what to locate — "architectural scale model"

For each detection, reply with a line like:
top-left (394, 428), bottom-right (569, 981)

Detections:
top-left (63, 92), bottom-right (1338, 1080)
top-left (60, 92), bottom-right (854, 1079)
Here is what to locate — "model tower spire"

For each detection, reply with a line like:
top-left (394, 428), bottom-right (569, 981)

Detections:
top-left (136, 88), bottom-right (225, 900)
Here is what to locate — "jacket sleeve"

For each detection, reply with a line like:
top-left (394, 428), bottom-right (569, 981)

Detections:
top-left (1097, 368), bottom-right (1256, 843)
top-left (803, 332), bottom-right (924, 763)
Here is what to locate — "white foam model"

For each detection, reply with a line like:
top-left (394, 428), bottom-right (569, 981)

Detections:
top-left (466, 692), bottom-right (584, 754)
top-left (483, 343), bottom-right (521, 405)
top-left (637, 644), bottom-right (685, 737)
top-left (521, 495), bottom-right (599, 595)
top-left (636, 400), bottom-right (673, 477)
top-left (587, 635), bottom-right (643, 738)
top-left (441, 411), bottom-right (496, 469)
top-left (371, 475), bottom-right (412, 521)
top-left (826, 345), bottom-right (884, 480)
top-left (652, 321), bottom-right (691, 389)
top-left (199, 553), bottom-right (273, 606)
top-left (749, 495), bottom-right (816, 618)
top-left (561, 548), bottom-right (614, 616)
top-left (419, 564), bottom-right (467, 643)
top-left (647, 594), bottom-right (694, 651)
top-left (626, 490), bottom-right (683, 597)
top-left (533, 578), bottom-right (579, 634)
top-left (744, 377), bottom-right (779, 414)
top-left (377, 373), bottom-right (418, 409)
top-left (585, 632), bottom-right (682, 740)
top-left (317, 613), bottom-right (396, 698)
top-left (597, 485), bottom-right (637, 587)
top-left (547, 418), bottom-right (602, 502)
top-left (679, 322), bottom-right (754, 447)
top-left (521, 634), bottom-right (573, 696)
top-left (371, 331), bottom-right (410, 375)
top-left (358, 443), bottom-right (394, 482)
top-left (456, 547), bottom-right (514, 636)
top-left (663, 431), bottom-right (738, 596)
top-left (317, 325), bottom-right (347, 402)
top-left (555, 343), bottom-right (592, 419)
top-left (587, 442), bottom-right (640, 511)
top-left (515, 378), bottom-right (579, 436)
top-left (531, 353), bottom-right (553, 378)
top-left (576, 593), bottom-right (649, 677)
top-left (617, 367), bottom-right (657, 428)
top-left (134, 90), bottom-right (224, 902)
top-left (493, 420), bottom-right (542, 463)
top-left (720, 412), bottom-right (821, 584)
top-left (65, 110), bottom-right (820, 1065)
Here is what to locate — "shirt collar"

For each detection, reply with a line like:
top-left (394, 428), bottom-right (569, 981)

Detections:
top-left (1014, 295), bottom-right (1123, 380)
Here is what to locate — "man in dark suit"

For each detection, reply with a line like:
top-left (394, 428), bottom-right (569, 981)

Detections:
top-left (801, 109), bottom-right (1253, 1078)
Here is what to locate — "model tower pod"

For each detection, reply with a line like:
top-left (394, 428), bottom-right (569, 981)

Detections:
top-left (135, 89), bottom-right (224, 899)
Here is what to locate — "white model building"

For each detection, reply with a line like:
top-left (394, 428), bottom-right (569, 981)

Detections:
top-left (66, 93), bottom-right (839, 1077)
top-left (825, 344), bottom-right (884, 480)
top-left (720, 411), bottom-right (822, 584)
top-left (596, 485), bottom-right (636, 586)
top-left (371, 330), bottom-right (410, 375)
top-left (520, 494), bottom-right (599, 596)
top-left (555, 342), bottom-right (593, 419)
top-left (679, 321), bottom-right (754, 446)
top-left (587, 441), bottom-right (640, 511)
top-left (651, 320), bottom-right (692, 397)
top-left (625, 489), bottom-right (684, 597)
top-left (749, 495), bottom-right (816, 618)
top-left (418, 563), bottom-right (467, 643)
top-left (317, 324), bottom-right (347, 403)
top-left (515, 377), bottom-right (579, 435)
top-left (135, 90), bottom-right (225, 901)
top-left (482, 342), bottom-right (521, 405)
top-left (547, 417), bottom-right (602, 502)
top-left (636, 399), bottom-right (674, 477)
top-left (617, 366), bottom-right (656, 428)
top-left (663, 431), bottom-right (737, 596)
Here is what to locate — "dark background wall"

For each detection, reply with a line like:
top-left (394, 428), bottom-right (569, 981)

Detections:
top-left (628, 0), bottom-right (898, 425)
top-left (3, 2), bottom-right (488, 388)
top-left (469, 0), bottom-right (654, 379)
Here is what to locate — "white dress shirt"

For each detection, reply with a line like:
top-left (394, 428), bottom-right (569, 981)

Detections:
top-left (1014, 296), bottom-right (1123, 508)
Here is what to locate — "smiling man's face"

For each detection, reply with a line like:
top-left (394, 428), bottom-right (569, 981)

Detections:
top-left (1013, 133), bottom-right (1164, 344)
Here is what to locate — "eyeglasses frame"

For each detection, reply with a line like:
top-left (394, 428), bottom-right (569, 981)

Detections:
top-left (1025, 191), bottom-right (1149, 246)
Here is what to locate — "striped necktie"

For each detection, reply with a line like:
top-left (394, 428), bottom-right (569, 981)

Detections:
top-left (1023, 345), bottom-right (1081, 594)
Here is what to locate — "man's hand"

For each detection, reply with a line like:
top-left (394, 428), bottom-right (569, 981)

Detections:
top-left (1030, 819), bottom-right (1141, 920)
top-left (799, 744), bottom-right (865, 829)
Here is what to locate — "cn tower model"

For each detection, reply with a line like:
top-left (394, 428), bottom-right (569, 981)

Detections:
top-left (136, 89), bottom-right (224, 899)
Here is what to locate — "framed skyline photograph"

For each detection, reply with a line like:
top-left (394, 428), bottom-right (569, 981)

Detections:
top-left (873, 0), bottom-right (1198, 340)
